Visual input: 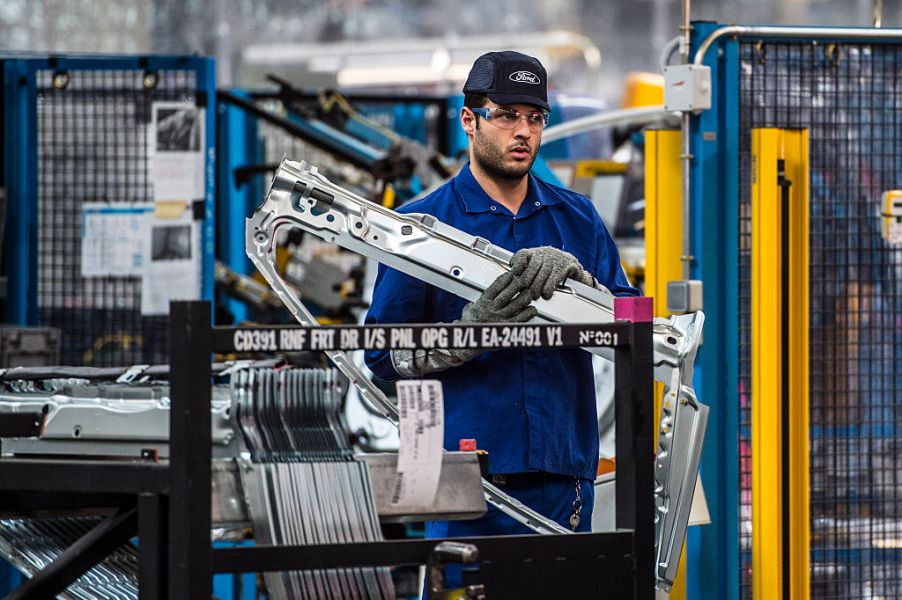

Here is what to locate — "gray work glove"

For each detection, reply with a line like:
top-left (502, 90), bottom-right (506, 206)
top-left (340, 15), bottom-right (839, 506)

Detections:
top-left (459, 270), bottom-right (538, 324)
top-left (510, 246), bottom-right (596, 300)
top-left (391, 271), bottom-right (537, 377)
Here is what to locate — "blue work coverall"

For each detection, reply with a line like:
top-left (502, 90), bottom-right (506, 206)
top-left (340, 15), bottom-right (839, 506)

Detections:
top-left (364, 163), bottom-right (638, 538)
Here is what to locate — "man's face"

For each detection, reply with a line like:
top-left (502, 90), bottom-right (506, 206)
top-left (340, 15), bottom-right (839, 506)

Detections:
top-left (468, 101), bottom-right (543, 182)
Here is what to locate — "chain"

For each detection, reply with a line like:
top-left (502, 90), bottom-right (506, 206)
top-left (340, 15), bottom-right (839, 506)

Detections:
top-left (569, 477), bottom-right (583, 531)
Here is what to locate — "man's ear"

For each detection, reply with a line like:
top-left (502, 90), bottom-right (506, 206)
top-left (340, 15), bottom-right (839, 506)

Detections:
top-left (460, 107), bottom-right (477, 136)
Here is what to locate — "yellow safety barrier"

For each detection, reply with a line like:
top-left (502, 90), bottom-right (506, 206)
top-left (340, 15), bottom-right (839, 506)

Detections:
top-left (751, 128), bottom-right (810, 600)
top-left (644, 128), bottom-right (687, 598)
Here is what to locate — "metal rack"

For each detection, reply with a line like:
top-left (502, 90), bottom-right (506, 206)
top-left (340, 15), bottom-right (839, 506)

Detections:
top-left (0, 299), bottom-right (655, 599)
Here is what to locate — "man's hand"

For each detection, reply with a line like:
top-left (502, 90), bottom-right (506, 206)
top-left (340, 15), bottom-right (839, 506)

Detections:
top-left (510, 246), bottom-right (593, 300)
top-left (460, 270), bottom-right (537, 323)
top-left (390, 271), bottom-right (536, 377)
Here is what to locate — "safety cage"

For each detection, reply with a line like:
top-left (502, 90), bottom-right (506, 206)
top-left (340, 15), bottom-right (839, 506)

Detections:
top-left (690, 23), bottom-right (902, 600)
top-left (1, 55), bottom-right (215, 366)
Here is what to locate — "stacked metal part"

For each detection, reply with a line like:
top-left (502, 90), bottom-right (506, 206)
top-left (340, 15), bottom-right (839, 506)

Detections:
top-left (0, 379), bottom-right (236, 459)
top-left (0, 517), bottom-right (138, 600)
top-left (0, 378), bottom-right (232, 600)
top-left (232, 367), bottom-right (395, 599)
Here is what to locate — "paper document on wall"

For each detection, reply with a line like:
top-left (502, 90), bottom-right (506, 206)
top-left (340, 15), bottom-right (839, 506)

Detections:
top-left (149, 101), bottom-right (205, 202)
top-left (391, 380), bottom-right (445, 508)
top-left (81, 203), bottom-right (152, 277)
top-left (140, 204), bottom-right (201, 316)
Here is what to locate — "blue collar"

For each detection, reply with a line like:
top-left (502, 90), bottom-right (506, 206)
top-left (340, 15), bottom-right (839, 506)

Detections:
top-left (454, 162), bottom-right (563, 217)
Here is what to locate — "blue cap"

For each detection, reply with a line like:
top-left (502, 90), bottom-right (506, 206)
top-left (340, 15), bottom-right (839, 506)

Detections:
top-left (463, 51), bottom-right (550, 112)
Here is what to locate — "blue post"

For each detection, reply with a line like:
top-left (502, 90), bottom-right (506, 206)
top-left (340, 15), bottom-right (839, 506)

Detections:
top-left (215, 88), bottom-right (262, 323)
top-left (194, 56), bottom-right (217, 307)
top-left (2, 59), bottom-right (39, 325)
top-left (688, 21), bottom-right (741, 600)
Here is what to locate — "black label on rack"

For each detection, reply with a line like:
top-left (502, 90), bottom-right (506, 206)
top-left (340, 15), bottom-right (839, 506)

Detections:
top-left (220, 323), bottom-right (627, 354)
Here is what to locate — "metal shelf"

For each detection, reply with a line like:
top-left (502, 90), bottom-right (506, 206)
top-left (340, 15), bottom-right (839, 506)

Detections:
top-left (1, 300), bottom-right (656, 599)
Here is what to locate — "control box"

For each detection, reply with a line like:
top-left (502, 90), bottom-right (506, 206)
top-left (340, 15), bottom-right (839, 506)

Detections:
top-left (881, 190), bottom-right (902, 244)
top-left (664, 65), bottom-right (712, 113)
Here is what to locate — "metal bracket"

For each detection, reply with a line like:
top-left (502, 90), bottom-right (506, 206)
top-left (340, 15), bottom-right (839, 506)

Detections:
top-left (115, 364), bottom-right (150, 384)
top-left (426, 541), bottom-right (484, 600)
top-left (218, 359), bottom-right (254, 378)
top-left (247, 159), bottom-right (709, 585)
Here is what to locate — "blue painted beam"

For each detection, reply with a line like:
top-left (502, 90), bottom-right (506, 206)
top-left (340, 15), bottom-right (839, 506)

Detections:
top-left (688, 21), bottom-right (741, 600)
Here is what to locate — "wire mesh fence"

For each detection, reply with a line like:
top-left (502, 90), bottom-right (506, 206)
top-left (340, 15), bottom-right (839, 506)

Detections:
top-left (35, 67), bottom-right (201, 366)
top-left (739, 41), bottom-right (902, 599)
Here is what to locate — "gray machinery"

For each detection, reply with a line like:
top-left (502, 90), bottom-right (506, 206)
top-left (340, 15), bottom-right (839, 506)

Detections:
top-left (0, 364), bottom-right (486, 599)
top-left (247, 158), bottom-right (709, 592)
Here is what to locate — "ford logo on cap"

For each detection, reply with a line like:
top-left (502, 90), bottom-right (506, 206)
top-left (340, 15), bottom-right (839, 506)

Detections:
top-left (509, 71), bottom-right (540, 85)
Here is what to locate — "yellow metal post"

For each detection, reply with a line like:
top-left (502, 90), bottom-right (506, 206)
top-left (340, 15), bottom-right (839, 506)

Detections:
top-left (751, 128), bottom-right (783, 600)
top-left (645, 129), bottom-right (683, 319)
top-left (786, 130), bottom-right (810, 600)
top-left (750, 128), bottom-right (809, 600)
top-left (644, 128), bottom-right (688, 597)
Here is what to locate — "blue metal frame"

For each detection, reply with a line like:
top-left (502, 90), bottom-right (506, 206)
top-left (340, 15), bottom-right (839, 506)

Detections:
top-left (215, 88), bottom-right (263, 323)
top-left (446, 94), bottom-right (467, 158)
top-left (687, 24), bottom-right (902, 600)
top-left (211, 541), bottom-right (257, 600)
top-left (1, 55), bottom-right (216, 325)
top-left (688, 21), bottom-right (741, 600)
top-left (197, 57), bottom-right (216, 304)
top-left (2, 58), bottom-right (39, 325)
top-left (282, 112), bottom-right (385, 166)
top-left (343, 116), bottom-right (394, 150)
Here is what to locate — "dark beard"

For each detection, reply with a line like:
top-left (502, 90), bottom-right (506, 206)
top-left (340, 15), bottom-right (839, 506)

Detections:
top-left (471, 132), bottom-right (536, 181)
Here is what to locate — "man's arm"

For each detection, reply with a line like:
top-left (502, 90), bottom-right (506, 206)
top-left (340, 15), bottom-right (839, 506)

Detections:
top-left (364, 264), bottom-right (537, 379)
top-left (390, 271), bottom-right (536, 377)
top-left (363, 263), bottom-right (430, 381)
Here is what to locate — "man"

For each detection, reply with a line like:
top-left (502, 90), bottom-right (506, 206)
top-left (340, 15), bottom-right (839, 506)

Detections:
top-left (364, 51), bottom-right (638, 541)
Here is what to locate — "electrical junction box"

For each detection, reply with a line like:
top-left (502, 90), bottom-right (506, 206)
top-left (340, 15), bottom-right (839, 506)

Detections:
top-left (667, 280), bottom-right (703, 314)
top-left (880, 190), bottom-right (902, 244)
top-left (664, 65), bottom-right (712, 113)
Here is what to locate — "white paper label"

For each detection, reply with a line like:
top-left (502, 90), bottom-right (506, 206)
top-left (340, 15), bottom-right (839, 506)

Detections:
top-left (81, 203), bottom-right (152, 277)
top-left (149, 101), bottom-right (205, 202)
top-left (140, 208), bottom-right (201, 316)
top-left (887, 219), bottom-right (902, 245)
top-left (391, 380), bottom-right (444, 507)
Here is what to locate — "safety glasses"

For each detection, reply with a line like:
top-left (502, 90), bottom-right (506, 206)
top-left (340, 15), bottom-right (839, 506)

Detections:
top-left (469, 107), bottom-right (549, 131)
